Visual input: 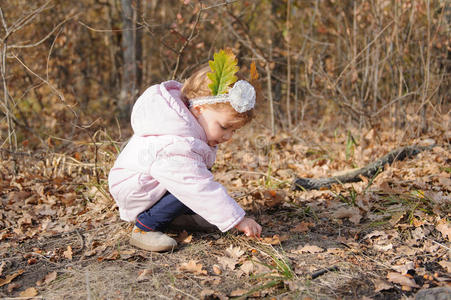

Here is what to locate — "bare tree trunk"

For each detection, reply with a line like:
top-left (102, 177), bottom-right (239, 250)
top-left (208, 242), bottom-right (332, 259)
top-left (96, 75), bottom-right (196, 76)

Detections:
top-left (119, 0), bottom-right (139, 118)
top-left (135, 0), bottom-right (143, 91)
top-left (0, 8), bottom-right (16, 151)
top-left (285, 0), bottom-right (292, 129)
top-left (420, 0), bottom-right (431, 134)
top-left (105, 0), bottom-right (119, 93)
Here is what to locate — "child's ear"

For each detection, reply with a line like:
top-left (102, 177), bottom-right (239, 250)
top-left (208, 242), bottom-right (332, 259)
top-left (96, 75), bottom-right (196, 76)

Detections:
top-left (191, 106), bottom-right (202, 117)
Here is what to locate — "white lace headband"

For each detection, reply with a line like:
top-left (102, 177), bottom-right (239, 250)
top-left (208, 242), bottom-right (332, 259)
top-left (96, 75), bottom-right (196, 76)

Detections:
top-left (188, 80), bottom-right (256, 113)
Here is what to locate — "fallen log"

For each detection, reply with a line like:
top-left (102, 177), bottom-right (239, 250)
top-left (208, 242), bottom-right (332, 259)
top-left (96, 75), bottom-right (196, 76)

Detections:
top-left (291, 145), bottom-right (435, 191)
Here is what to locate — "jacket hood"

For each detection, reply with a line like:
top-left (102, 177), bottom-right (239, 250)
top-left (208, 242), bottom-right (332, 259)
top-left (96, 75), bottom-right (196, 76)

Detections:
top-left (130, 81), bottom-right (207, 140)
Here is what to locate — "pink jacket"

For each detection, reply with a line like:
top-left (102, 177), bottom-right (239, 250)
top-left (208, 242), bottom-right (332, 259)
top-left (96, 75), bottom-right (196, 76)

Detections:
top-left (108, 81), bottom-right (245, 232)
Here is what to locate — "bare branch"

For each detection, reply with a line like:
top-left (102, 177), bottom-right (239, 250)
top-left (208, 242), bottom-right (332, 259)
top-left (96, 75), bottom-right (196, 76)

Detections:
top-left (332, 20), bottom-right (394, 89)
top-left (8, 16), bottom-right (73, 49)
top-left (171, 3), bottom-right (203, 79)
top-left (202, 0), bottom-right (239, 10)
top-left (225, 9), bottom-right (268, 62)
top-left (371, 92), bottom-right (418, 117)
top-left (12, 54), bottom-right (78, 119)
top-left (5, 0), bottom-right (53, 41)
top-left (78, 20), bottom-right (145, 33)
top-left (47, 26), bottom-right (63, 82)
top-left (0, 8), bottom-right (8, 34)
top-left (140, 20), bottom-right (178, 54)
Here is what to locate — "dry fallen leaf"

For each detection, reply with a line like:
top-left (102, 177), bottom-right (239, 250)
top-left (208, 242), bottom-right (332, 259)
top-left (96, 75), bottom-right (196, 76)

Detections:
top-left (230, 288), bottom-right (247, 297)
top-left (295, 244), bottom-right (324, 254)
top-left (373, 279), bottom-right (393, 292)
top-left (285, 279), bottom-right (304, 292)
top-left (19, 287), bottom-right (38, 297)
top-left (217, 256), bottom-right (237, 271)
top-left (363, 230), bottom-right (387, 240)
top-left (240, 260), bottom-right (256, 275)
top-left (104, 250), bottom-right (119, 261)
top-left (63, 245), bottom-right (73, 260)
top-left (436, 219), bottom-right (451, 241)
top-left (373, 243), bottom-right (393, 252)
top-left (261, 234), bottom-right (289, 245)
top-left (176, 230), bottom-right (192, 244)
top-left (334, 207), bottom-right (362, 224)
top-left (225, 245), bottom-right (244, 259)
top-left (84, 244), bottom-right (107, 258)
top-left (263, 189), bottom-right (285, 207)
top-left (389, 211), bottom-right (406, 226)
top-left (120, 249), bottom-right (136, 255)
top-left (119, 249), bottom-right (136, 259)
top-left (412, 227), bottom-right (428, 240)
top-left (291, 221), bottom-right (314, 233)
top-left (396, 245), bottom-right (418, 256)
top-left (326, 248), bottom-right (344, 255)
top-left (0, 269), bottom-right (24, 287)
top-left (392, 262), bottom-right (415, 275)
top-left (387, 272), bottom-right (419, 288)
top-left (200, 289), bottom-right (227, 300)
top-left (412, 218), bottom-right (425, 227)
top-left (200, 277), bottom-right (221, 287)
top-left (44, 271), bottom-right (57, 285)
top-left (438, 176), bottom-right (451, 189)
top-left (248, 257), bottom-right (271, 275)
top-left (7, 282), bottom-right (20, 293)
top-left (136, 269), bottom-right (152, 282)
top-left (179, 260), bottom-right (207, 275)
top-left (200, 289), bottom-right (217, 299)
top-left (62, 192), bottom-right (77, 205)
top-left (438, 260), bottom-right (451, 273)
top-left (212, 265), bottom-right (222, 275)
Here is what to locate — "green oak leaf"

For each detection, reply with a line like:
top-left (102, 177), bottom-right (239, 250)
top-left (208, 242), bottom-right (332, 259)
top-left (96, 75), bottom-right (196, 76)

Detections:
top-left (207, 49), bottom-right (239, 95)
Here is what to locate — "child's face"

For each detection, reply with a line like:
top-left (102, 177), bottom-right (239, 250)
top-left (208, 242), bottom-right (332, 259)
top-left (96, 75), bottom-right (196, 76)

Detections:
top-left (191, 107), bottom-right (241, 147)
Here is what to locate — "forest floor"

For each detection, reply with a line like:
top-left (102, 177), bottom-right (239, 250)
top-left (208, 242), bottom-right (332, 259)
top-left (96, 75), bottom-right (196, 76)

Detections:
top-left (0, 114), bottom-right (450, 299)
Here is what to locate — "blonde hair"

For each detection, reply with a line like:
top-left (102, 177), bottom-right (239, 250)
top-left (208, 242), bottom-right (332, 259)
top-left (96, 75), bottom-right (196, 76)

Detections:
top-left (181, 64), bottom-right (254, 127)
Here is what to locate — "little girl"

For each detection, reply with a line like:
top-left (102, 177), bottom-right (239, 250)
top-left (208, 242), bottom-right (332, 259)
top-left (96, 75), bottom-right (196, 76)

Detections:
top-left (108, 54), bottom-right (262, 252)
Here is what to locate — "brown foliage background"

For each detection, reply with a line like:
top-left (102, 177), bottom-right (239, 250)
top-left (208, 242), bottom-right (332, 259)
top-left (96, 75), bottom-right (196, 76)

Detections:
top-left (0, 0), bottom-right (449, 150)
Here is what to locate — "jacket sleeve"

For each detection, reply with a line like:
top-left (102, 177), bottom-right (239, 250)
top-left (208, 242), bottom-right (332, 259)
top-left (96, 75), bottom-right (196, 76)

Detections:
top-left (149, 141), bottom-right (245, 232)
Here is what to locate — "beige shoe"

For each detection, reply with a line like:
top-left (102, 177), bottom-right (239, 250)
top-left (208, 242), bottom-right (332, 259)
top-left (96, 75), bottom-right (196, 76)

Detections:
top-left (170, 214), bottom-right (217, 232)
top-left (130, 226), bottom-right (177, 252)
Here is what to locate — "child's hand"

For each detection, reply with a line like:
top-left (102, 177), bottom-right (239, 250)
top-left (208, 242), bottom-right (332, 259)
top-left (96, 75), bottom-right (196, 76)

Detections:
top-left (235, 217), bottom-right (262, 238)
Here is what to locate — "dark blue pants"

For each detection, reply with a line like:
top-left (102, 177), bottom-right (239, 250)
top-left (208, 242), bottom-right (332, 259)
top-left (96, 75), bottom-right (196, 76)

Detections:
top-left (135, 191), bottom-right (194, 231)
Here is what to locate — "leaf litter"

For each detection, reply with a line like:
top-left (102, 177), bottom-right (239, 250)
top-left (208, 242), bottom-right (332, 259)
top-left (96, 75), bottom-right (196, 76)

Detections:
top-left (0, 118), bottom-right (450, 299)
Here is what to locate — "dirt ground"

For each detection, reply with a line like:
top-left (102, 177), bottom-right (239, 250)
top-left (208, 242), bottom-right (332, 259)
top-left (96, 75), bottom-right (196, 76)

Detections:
top-left (1, 117), bottom-right (450, 299)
